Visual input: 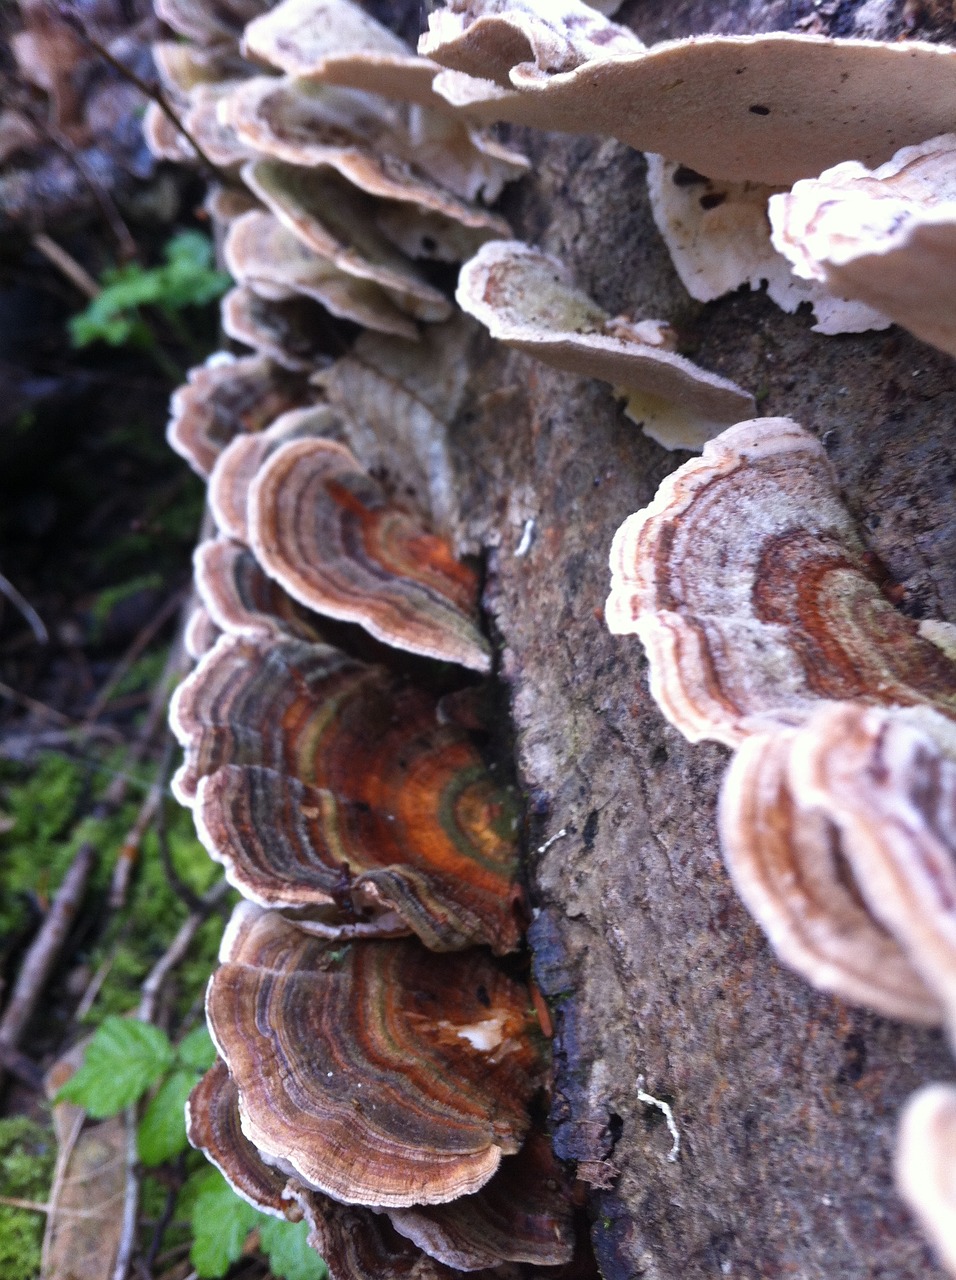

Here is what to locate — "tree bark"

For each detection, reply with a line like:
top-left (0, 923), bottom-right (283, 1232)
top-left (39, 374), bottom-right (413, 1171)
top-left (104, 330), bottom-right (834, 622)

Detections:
top-left (444, 2), bottom-right (956, 1276)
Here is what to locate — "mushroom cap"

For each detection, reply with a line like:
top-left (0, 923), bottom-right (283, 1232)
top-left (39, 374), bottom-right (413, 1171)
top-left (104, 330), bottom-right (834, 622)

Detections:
top-left (193, 538), bottom-right (324, 642)
top-left (385, 1129), bottom-right (575, 1269)
top-left (207, 904), bottom-right (544, 1206)
top-left (419, 0), bottom-right (643, 87)
top-left (294, 1187), bottom-right (511, 1280)
top-left (719, 714), bottom-right (944, 1025)
top-left (184, 604), bottom-right (221, 661)
top-left (152, 41), bottom-right (252, 98)
top-left (220, 284), bottom-right (339, 371)
top-left (186, 1058), bottom-right (298, 1219)
top-left (427, 32), bottom-right (956, 187)
top-left (241, 160), bottom-right (453, 322)
top-left (208, 402), bottom-right (346, 544)
top-left (606, 417), bottom-right (956, 747)
top-left (155, 0), bottom-right (267, 44)
top-left (457, 240), bottom-right (755, 448)
top-left (769, 132), bottom-right (956, 357)
top-left (790, 701), bottom-right (956, 1015)
top-left (248, 437), bottom-right (491, 670)
top-left (142, 100), bottom-right (196, 163)
top-left (168, 633), bottom-right (364, 805)
top-left (896, 1083), bottom-right (956, 1276)
top-left (167, 352), bottom-right (308, 479)
top-left (224, 210), bottom-right (422, 339)
top-left (194, 676), bottom-right (522, 951)
top-left (181, 82), bottom-right (256, 169)
top-left (242, 0), bottom-right (442, 109)
top-left (645, 154), bottom-right (891, 336)
top-left (222, 76), bottom-right (511, 252)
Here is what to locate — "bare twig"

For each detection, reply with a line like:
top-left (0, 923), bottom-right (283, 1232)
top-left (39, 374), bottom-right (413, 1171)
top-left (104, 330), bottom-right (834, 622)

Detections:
top-left (0, 843), bottom-right (96, 1096)
top-left (0, 1041), bottom-right (44, 1091)
top-left (32, 232), bottom-right (100, 299)
top-left (0, 570), bottom-right (49, 644)
top-left (137, 879), bottom-right (229, 1026)
top-left (111, 1104), bottom-right (140, 1280)
top-left (0, 679), bottom-right (72, 726)
top-left (83, 586), bottom-right (188, 726)
top-left (51, 3), bottom-right (230, 182)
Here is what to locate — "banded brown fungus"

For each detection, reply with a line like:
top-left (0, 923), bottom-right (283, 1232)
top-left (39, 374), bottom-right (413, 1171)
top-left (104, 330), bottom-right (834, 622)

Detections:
top-left (207, 402), bottom-right (346, 544)
top-left (167, 352), bottom-right (308, 479)
top-left (193, 538), bottom-right (323, 642)
top-left (606, 417), bottom-right (956, 748)
top-left (207, 904), bottom-right (544, 1205)
top-left (248, 437), bottom-right (491, 670)
top-left (718, 711), bottom-right (945, 1025)
top-left (896, 1084), bottom-right (956, 1276)
top-left (457, 239), bottom-right (755, 450)
top-left (186, 1057), bottom-right (298, 1219)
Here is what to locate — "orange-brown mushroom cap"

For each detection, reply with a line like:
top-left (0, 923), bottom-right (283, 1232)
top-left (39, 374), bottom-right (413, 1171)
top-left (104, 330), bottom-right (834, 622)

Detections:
top-left (248, 437), bottom-right (491, 670)
top-left (606, 417), bottom-right (956, 747)
top-left (207, 905), bottom-right (545, 1206)
top-left (172, 631), bottom-right (520, 950)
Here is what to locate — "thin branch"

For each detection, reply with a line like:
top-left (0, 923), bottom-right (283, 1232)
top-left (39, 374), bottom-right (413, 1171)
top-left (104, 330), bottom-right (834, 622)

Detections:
top-left (51, 3), bottom-right (230, 183)
top-left (32, 232), bottom-right (100, 299)
top-left (0, 570), bottom-right (48, 644)
top-left (0, 843), bottom-right (96, 1097)
top-left (83, 586), bottom-right (188, 726)
top-left (0, 679), bottom-right (72, 726)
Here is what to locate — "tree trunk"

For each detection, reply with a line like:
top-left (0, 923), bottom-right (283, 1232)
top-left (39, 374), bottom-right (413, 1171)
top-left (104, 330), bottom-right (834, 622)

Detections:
top-left (444, 2), bottom-right (956, 1276)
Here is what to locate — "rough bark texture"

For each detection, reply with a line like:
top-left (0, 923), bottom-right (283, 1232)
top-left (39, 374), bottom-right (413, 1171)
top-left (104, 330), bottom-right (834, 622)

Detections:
top-left (442, 2), bottom-right (956, 1277)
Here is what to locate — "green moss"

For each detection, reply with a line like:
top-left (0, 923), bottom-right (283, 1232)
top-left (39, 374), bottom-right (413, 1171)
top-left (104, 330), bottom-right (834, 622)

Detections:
top-left (0, 1116), bottom-right (56, 1280)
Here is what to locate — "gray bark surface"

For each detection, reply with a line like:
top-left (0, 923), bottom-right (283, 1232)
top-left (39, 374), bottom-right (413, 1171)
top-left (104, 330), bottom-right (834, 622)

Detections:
top-left (443, 2), bottom-right (956, 1276)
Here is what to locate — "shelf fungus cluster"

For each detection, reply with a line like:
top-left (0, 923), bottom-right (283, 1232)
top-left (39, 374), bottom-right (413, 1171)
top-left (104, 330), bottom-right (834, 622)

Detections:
top-left (606, 416), bottom-right (956, 1271)
top-left (146, 1), bottom-right (601, 1275)
top-left (421, 0), bottom-right (956, 354)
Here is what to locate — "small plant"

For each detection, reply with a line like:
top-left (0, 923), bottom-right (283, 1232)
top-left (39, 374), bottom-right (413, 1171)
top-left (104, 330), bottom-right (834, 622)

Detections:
top-left (57, 1017), bottom-right (325, 1280)
top-left (68, 230), bottom-right (230, 373)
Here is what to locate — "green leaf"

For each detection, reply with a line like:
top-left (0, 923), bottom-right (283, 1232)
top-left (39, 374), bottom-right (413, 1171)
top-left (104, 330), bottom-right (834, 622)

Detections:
top-left (176, 1025), bottom-right (217, 1073)
top-left (258, 1217), bottom-right (327, 1280)
top-left (55, 1017), bottom-right (174, 1117)
top-left (183, 1168), bottom-right (258, 1279)
top-left (137, 1069), bottom-right (194, 1166)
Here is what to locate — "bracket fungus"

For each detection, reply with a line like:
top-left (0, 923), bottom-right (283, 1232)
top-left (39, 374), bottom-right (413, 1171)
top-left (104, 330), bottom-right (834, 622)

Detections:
top-left (248, 437), bottom-right (491, 669)
top-left (718, 709), bottom-right (947, 1026)
top-left (769, 132), bottom-right (956, 358)
top-left (167, 352), bottom-right (308, 479)
top-left (422, 18), bottom-right (956, 187)
top-left (242, 161), bottom-right (454, 322)
top-left (645, 154), bottom-right (891, 336)
top-left (221, 284), bottom-right (342, 371)
top-left (606, 417), bottom-right (956, 748)
top-left (223, 210), bottom-right (422, 339)
top-left (457, 240), bottom-right (754, 450)
top-left (193, 538), bottom-right (323, 643)
top-left (897, 1084), bottom-right (956, 1276)
top-left (207, 904), bottom-right (543, 1206)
